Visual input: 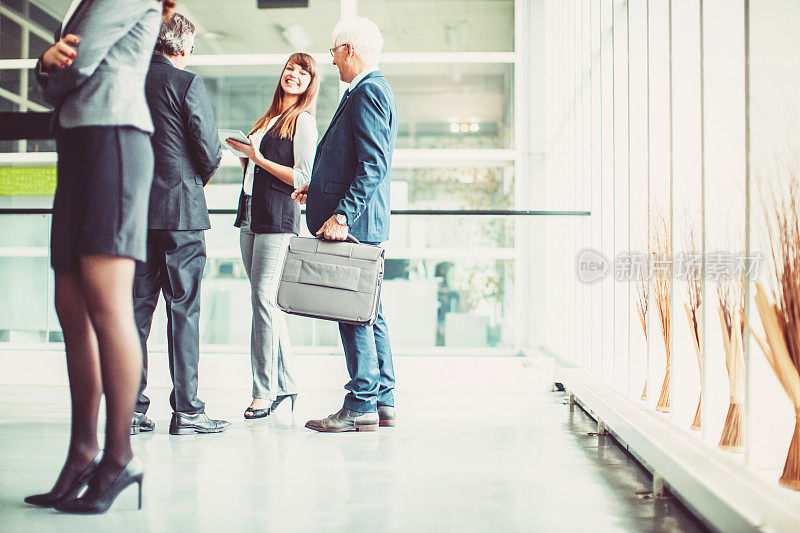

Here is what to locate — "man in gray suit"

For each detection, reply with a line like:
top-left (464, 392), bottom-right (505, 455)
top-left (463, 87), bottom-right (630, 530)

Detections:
top-left (131, 13), bottom-right (229, 436)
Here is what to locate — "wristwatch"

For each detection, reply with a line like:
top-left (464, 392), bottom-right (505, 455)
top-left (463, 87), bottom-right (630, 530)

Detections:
top-left (334, 213), bottom-right (348, 226)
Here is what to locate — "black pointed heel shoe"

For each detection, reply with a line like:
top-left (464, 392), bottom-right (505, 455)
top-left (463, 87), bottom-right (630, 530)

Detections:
top-left (24, 455), bottom-right (101, 508)
top-left (54, 457), bottom-right (144, 515)
top-left (270, 394), bottom-right (297, 413)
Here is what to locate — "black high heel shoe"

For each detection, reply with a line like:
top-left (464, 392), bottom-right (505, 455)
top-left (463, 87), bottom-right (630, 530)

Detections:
top-left (54, 457), bottom-right (144, 515)
top-left (24, 455), bottom-right (101, 508)
top-left (269, 394), bottom-right (297, 413)
top-left (244, 406), bottom-right (271, 419)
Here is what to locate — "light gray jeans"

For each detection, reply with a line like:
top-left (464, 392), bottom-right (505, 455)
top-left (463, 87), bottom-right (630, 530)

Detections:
top-left (239, 198), bottom-right (296, 400)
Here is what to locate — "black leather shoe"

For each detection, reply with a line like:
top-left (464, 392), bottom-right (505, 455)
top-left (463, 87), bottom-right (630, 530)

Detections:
top-left (169, 412), bottom-right (230, 435)
top-left (378, 405), bottom-right (396, 427)
top-left (24, 455), bottom-right (101, 508)
top-left (305, 407), bottom-right (379, 432)
top-left (55, 457), bottom-right (143, 515)
top-left (131, 412), bottom-right (155, 435)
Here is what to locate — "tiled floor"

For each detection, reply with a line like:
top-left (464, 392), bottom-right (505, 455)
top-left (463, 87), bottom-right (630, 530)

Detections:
top-left (0, 385), bottom-right (707, 532)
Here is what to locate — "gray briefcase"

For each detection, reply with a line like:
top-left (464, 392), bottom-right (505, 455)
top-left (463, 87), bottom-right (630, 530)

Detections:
top-left (276, 235), bottom-right (385, 326)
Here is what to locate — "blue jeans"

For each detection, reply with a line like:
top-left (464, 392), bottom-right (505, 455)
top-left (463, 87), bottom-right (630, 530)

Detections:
top-left (340, 242), bottom-right (395, 413)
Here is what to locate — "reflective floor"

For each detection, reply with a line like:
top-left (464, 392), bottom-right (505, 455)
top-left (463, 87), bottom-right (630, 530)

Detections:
top-left (0, 386), bottom-right (708, 532)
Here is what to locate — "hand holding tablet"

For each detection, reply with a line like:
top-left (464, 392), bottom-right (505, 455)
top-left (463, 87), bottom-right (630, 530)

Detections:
top-left (218, 129), bottom-right (251, 158)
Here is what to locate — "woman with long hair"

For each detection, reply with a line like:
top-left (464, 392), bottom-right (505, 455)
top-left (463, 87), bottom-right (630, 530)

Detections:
top-left (227, 53), bottom-right (320, 419)
top-left (24, 0), bottom-right (174, 515)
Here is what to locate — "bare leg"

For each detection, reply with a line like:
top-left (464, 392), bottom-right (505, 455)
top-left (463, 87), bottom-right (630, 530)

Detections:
top-left (44, 272), bottom-right (102, 494)
top-left (79, 255), bottom-right (141, 493)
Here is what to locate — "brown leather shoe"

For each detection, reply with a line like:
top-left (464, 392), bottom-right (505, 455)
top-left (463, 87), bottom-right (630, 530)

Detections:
top-left (305, 407), bottom-right (379, 432)
top-left (378, 405), bottom-right (396, 427)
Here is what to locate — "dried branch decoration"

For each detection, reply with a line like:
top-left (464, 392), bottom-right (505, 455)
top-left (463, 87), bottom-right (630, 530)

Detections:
top-left (685, 226), bottom-right (703, 429)
top-left (718, 277), bottom-right (745, 451)
top-left (653, 215), bottom-right (671, 413)
top-left (746, 178), bottom-right (800, 489)
top-left (635, 275), bottom-right (648, 401)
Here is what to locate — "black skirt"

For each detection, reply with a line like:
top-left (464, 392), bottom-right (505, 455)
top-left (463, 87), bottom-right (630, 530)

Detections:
top-left (51, 126), bottom-right (154, 273)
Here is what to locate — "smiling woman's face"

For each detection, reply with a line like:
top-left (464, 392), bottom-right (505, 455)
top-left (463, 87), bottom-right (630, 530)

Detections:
top-left (281, 62), bottom-right (312, 96)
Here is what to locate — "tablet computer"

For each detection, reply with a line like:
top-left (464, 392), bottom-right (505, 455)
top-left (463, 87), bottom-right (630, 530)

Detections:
top-left (218, 129), bottom-right (250, 158)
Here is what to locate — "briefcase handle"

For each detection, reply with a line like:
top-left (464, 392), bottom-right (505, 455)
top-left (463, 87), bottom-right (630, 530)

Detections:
top-left (316, 234), bottom-right (361, 244)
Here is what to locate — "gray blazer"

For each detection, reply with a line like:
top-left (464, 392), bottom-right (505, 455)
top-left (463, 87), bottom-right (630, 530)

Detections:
top-left (36, 0), bottom-right (161, 133)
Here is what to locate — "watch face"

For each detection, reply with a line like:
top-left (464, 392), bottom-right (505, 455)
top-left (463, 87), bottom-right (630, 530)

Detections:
top-left (335, 214), bottom-right (347, 225)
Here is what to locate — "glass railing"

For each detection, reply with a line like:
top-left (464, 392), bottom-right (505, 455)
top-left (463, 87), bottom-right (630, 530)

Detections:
top-left (0, 157), bottom-right (589, 355)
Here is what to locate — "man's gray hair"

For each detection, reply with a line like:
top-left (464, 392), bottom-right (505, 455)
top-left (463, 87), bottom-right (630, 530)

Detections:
top-left (331, 17), bottom-right (383, 67)
top-left (154, 12), bottom-right (196, 56)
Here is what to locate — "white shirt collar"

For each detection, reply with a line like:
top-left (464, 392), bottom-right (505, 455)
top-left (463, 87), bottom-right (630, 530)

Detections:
top-left (348, 68), bottom-right (378, 91)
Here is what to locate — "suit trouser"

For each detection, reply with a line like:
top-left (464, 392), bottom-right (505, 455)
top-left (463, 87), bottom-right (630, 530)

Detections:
top-left (340, 241), bottom-right (395, 413)
top-left (239, 199), bottom-right (297, 400)
top-left (133, 229), bottom-right (206, 414)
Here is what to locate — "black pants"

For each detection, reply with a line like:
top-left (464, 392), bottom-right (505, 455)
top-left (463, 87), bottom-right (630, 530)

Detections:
top-left (133, 229), bottom-right (206, 414)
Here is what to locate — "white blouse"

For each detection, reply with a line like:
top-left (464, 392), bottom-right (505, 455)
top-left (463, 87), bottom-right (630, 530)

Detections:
top-left (242, 111), bottom-right (318, 195)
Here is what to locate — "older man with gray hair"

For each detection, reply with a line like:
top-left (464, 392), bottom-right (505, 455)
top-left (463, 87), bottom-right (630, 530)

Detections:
top-left (131, 12), bottom-right (228, 436)
top-left (295, 17), bottom-right (398, 432)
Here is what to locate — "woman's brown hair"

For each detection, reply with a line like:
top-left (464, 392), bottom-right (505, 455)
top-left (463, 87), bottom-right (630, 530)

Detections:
top-left (249, 53), bottom-right (320, 139)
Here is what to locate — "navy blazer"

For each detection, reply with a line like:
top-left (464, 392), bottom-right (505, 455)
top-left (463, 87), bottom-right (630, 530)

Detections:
top-left (306, 71), bottom-right (397, 243)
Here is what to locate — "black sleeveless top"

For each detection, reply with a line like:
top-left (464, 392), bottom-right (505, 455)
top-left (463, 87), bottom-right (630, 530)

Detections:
top-left (233, 125), bottom-right (300, 234)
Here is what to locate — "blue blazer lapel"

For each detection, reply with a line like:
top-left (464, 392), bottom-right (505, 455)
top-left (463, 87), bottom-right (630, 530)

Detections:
top-left (318, 91), bottom-right (351, 148)
top-left (318, 71), bottom-right (383, 149)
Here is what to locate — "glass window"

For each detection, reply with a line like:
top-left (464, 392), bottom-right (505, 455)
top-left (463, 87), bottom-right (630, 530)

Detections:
top-left (383, 257), bottom-right (514, 348)
top-left (359, 0), bottom-right (514, 53)
top-left (1, 15), bottom-right (23, 59)
top-left (182, 0), bottom-right (341, 55)
top-left (195, 61), bottom-right (517, 154)
top-left (745, 0), bottom-right (800, 472)
top-left (197, 254), bottom-right (514, 349)
top-left (0, 257), bottom-right (53, 343)
top-left (0, 213), bottom-right (49, 247)
top-left (613, 0), bottom-right (630, 392)
top-left (628, 0), bottom-right (648, 400)
top-left (189, 63), bottom-right (341, 143)
top-left (393, 165), bottom-right (515, 210)
top-left (0, 214), bottom-right (54, 345)
top-left (27, 33), bottom-right (50, 63)
top-left (389, 214), bottom-right (514, 250)
top-left (198, 214), bottom-right (513, 348)
top-left (381, 63), bottom-right (514, 149)
top-left (2, 0), bottom-right (25, 15)
top-left (701, 0), bottom-right (746, 449)
top-left (0, 0), bottom-right (520, 353)
top-left (28, 2), bottom-right (59, 34)
top-left (0, 68), bottom-right (21, 100)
